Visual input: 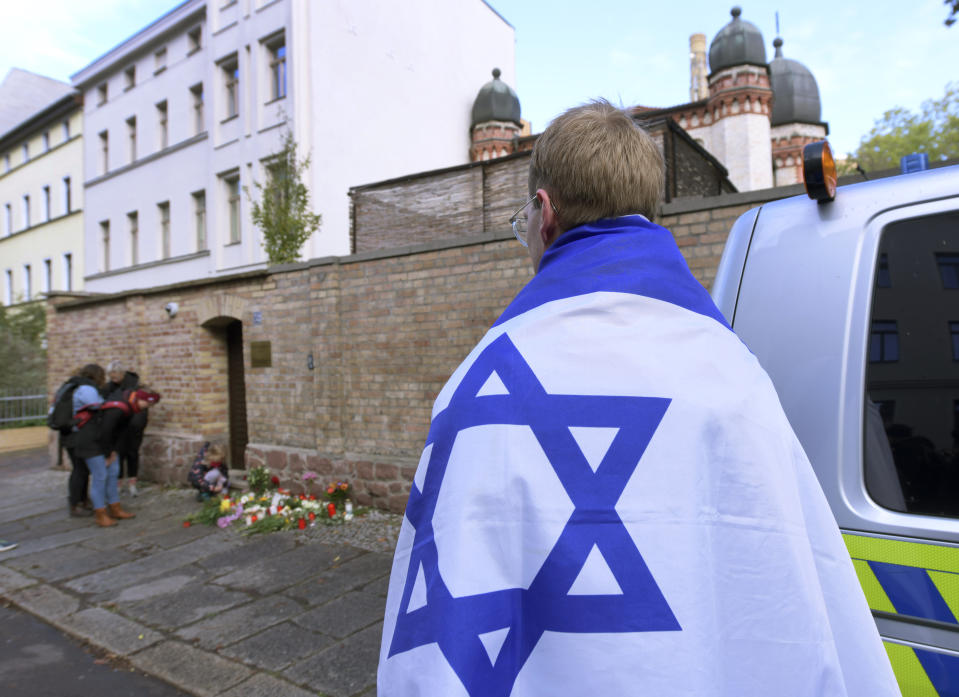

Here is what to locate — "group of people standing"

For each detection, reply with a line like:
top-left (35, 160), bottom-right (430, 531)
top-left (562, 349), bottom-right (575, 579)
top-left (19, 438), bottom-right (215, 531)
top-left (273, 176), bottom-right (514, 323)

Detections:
top-left (59, 360), bottom-right (160, 528)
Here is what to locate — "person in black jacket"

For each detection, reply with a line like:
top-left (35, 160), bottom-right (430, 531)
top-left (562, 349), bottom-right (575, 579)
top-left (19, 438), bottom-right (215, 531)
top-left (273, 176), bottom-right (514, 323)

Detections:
top-left (61, 365), bottom-right (100, 517)
top-left (104, 361), bottom-right (145, 497)
top-left (73, 384), bottom-right (160, 527)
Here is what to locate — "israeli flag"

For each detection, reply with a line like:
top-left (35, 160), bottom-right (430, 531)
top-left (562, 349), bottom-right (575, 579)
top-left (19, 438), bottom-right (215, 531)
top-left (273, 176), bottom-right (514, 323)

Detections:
top-left (378, 217), bottom-right (900, 697)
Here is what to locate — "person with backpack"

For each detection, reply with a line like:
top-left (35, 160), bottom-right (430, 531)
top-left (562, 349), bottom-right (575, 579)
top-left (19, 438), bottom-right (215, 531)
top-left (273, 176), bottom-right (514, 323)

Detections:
top-left (69, 363), bottom-right (161, 527)
top-left (50, 365), bottom-right (100, 517)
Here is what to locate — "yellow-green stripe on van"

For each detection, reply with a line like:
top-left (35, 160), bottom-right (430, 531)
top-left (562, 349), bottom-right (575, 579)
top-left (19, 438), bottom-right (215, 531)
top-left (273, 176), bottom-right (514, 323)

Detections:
top-left (884, 642), bottom-right (939, 697)
top-left (843, 534), bottom-right (959, 574)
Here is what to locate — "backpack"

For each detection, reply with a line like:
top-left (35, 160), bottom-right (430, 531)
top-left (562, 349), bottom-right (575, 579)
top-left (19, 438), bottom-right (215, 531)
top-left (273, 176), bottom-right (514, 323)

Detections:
top-left (48, 378), bottom-right (82, 432)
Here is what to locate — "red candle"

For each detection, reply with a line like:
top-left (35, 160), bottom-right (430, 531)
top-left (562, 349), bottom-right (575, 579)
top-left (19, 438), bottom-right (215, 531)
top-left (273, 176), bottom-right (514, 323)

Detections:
top-left (327, 503), bottom-right (336, 518)
top-left (298, 518), bottom-right (307, 530)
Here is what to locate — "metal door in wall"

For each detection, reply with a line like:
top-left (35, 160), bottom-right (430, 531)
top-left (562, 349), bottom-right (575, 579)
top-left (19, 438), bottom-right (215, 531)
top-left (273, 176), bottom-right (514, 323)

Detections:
top-left (226, 320), bottom-right (248, 468)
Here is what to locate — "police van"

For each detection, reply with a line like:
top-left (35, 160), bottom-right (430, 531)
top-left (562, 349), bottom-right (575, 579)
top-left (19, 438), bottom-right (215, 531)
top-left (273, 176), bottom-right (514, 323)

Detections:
top-left (712, 145), bottom-right (959, 696)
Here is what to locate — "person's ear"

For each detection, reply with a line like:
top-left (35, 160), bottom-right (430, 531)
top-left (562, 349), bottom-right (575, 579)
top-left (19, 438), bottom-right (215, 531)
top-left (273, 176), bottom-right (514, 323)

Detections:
top-left (536, 189), bottom-right (559, 246)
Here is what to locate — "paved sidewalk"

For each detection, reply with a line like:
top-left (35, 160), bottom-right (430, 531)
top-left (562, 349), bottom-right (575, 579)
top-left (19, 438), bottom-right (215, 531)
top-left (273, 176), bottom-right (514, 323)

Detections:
top-left (0, 447), bottom-right (401, 697)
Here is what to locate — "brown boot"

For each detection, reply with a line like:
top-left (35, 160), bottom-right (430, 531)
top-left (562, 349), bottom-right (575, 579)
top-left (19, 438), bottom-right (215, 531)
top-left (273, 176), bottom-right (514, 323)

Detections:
top-left (94, 508), bottom-right (117, 527)
top-left (108, 502), bottom-right (135, 519)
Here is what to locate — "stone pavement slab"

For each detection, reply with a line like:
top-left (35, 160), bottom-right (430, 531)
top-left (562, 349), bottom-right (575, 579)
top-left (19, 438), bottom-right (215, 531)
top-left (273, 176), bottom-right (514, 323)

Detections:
top-left (213, 542), bottom-right (364, 594)
top-left (175, 595), bottom-right (303, 649)
top-left (218, 620), bottom-right (332, 672)
top-left (57, 606), bottom-right (164, 656)
top-left (286, 551), bottom-right (392, 607)
top-left (116, 581), bottom-right (252, 628)
top-left (0, 564), bottom-right (39, 594)
top-left (9, 583), bottom-right (81, 622)
top-left (65, 533), bottom-right (239, 595)
top-left (218, 673), bottom-right (322, 697)
top-left (7, 541), bottom-right (136, 582)
top-left (294, 590), bottom-right (386, 640)
top-left (130, 641), bottom-right (253, 697)
top-left (196, 532), bottom-right (297, 576)
top-left (286, 623), bottom-right (383, 697)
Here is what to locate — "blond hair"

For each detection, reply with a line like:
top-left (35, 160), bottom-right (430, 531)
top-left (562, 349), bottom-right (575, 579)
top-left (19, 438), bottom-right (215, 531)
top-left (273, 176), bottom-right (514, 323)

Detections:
top-left (528, 99), bottom-right (664, 229)
top-left (205, 444), bottom-right (225, 463)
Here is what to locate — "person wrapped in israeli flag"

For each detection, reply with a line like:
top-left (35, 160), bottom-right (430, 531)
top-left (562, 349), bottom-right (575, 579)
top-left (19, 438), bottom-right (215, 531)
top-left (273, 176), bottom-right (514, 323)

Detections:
top-left (378, 100), bottom-right (900, 697)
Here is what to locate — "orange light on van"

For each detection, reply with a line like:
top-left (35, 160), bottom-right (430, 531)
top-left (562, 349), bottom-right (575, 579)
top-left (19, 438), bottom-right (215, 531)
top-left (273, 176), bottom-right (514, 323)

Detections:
top-left (802, 141), bottom-right (837, 202)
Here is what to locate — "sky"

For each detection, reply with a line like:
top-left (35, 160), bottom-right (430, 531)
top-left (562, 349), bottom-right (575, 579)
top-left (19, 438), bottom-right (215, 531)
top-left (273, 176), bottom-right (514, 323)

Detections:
top-left (0, 0), bottom-right (956, 156)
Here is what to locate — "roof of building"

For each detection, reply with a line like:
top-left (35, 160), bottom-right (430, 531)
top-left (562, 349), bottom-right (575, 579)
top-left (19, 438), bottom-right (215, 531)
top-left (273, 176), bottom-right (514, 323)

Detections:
top-left (768, 38), bottom-right (822, 125)
top-left (0, 68), bottom-right (74, 137)
top-left (709, 6), bottom-right (767, 74)
top-left (471, 68), bottom-right (521, 128)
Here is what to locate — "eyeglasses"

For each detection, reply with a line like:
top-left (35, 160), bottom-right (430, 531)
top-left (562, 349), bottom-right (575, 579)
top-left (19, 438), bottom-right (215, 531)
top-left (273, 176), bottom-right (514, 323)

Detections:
top-left (508, 194), bottom-right (558, 247)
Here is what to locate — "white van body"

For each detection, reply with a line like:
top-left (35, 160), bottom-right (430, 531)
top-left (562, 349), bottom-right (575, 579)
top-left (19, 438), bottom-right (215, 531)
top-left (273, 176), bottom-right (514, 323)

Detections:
top-left (712, 164), bottom-right (959, 695)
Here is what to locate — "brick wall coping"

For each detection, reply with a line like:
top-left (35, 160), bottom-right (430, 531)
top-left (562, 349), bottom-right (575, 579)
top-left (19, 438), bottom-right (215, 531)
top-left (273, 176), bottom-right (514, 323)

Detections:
top-left (661, 183), bottom-right (804, 216)
top-left (51, 228), bottom-right (517, 311)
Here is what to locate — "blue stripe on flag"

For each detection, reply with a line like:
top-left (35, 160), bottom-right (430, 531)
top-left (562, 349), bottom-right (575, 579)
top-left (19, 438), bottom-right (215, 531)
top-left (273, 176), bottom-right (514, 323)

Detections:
top-left (869, 560), bottom-right (958, 624)
top-left (493, 216), bottom-right (730, 328)
top-left (915, 647), bottom-right (959, 697)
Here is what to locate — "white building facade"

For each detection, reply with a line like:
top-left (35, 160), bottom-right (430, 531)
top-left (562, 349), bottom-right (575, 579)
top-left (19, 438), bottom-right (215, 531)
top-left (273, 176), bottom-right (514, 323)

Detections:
top-left (0, 70), bottom-right (84, 305)
top-left (73, 0), bottom-right (515, 294)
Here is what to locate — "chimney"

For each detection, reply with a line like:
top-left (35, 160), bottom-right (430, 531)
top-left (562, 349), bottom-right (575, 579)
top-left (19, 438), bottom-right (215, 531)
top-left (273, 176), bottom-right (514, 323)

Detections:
top-left (689, 33), bottom-right (708, 102)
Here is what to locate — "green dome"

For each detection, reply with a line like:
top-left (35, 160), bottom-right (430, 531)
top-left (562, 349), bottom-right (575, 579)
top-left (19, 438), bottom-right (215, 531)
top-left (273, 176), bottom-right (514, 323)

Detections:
top-left (471, 68), bottom-right (521, 128)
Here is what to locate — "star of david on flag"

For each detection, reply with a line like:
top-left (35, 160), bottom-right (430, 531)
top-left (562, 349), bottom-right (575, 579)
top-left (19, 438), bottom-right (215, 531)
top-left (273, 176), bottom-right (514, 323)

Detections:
top-left (387, 333), bottom-right (681, 697)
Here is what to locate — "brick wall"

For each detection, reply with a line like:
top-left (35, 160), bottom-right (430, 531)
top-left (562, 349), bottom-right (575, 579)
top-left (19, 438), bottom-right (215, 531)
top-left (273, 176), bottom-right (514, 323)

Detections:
top-left (48, 182), bottom-right (802, 513)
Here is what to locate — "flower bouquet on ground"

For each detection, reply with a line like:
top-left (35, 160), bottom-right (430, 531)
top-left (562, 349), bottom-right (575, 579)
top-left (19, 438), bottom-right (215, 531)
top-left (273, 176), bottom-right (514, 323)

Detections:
top-left (183, 467), bottom-right (364, 535)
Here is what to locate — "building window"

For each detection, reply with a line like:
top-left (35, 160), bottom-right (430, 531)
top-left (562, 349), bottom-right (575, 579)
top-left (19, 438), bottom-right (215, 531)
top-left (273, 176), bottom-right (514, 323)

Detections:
top-left (62, 119), bottom-right (70, 141)
top-left (22, 143), bottom-right (29, 162)
top-left (127, 117), bottom-right (137, 162)
top-left (100, 221), bottom-right (111, 271)
top-left (951, 321), bottom-right (959, 361)
top-left (22, 264), bottom-right (31, 301)
top-left (225, 174), bottom-right (240, 243)
top-left (21, 195), bottom-right (30, 229)
top-left (128, 212), bottom-right (139, 265)
top-left (222, 57), bottom-right (239, 119)
top-left (4, 269), bottom-right (12, 305)
top-left (97, 83), bottom-right (108, 105)
top-left (42, 131), bottom-right (50, 152)
top-left (157, 100), bottom-right (168, 149)
top-left (159, 201), bottom-right (171, 258)
top-left (193, 190), bottom-right (206, 250)
top-left (3, 204), bottom-right (10, 237)
top-left (42, 185), bottom-right (51, 222)
top-left (62, 176), bottom-right (71, 214)
top-left (154, 47), bottom-right (167, 73)
top-left (124, 66), bottom-right (136, 90)
top-left (43, 258), bottom-right (52, 294)
top-left (188, 26), bottom-right (202, 54)
top-left (938, 253), bottom-right (959, 289)
top-left (99, 131), bottom-right (109, 174)
top-left (62, 253), bottom-right (72, 291)
top-left (267, 37), bottom-right (287, 101)
top-left (191, 83), bottom-right (204, 134)
top-left (869, 320), bottom-right (899, 363)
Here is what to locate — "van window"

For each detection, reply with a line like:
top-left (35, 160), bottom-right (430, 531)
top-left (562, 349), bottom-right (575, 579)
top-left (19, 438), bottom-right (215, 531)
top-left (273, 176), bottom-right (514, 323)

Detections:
top-left (865, 211), bottom-right (959, 517)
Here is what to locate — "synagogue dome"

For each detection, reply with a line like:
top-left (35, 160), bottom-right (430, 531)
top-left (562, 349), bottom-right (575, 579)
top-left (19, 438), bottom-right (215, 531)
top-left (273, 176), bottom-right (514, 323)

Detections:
top-left (708, 7), bottom-right (767, 75)
top-left (768, 38), bottom-right (822, 125)
top-left (470, 68), bottom-right (521, 128)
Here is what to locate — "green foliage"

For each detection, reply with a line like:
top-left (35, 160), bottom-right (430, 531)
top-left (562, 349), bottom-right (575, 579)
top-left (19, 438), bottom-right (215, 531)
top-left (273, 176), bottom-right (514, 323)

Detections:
top-left (947, 0), bottom-right (958, 27)
top-left (246, 465), bottom-right (277, 495)
top-left (852, 82), bottom-right (959, 172)
top-left (185, 496), bottom-right (225, 526)
top-left (247, 129), bottom-right (322, 265)
top-left (0, 301), bottom-right (47, 392)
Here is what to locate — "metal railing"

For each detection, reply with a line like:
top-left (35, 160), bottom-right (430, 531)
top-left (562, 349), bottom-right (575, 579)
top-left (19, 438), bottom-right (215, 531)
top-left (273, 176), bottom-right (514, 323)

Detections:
top-left (0, 388), bottom-right (47, 425)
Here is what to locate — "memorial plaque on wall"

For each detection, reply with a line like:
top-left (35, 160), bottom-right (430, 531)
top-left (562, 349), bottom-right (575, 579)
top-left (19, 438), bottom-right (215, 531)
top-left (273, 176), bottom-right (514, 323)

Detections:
top-left (250, 341), bottom-right (272, 367)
